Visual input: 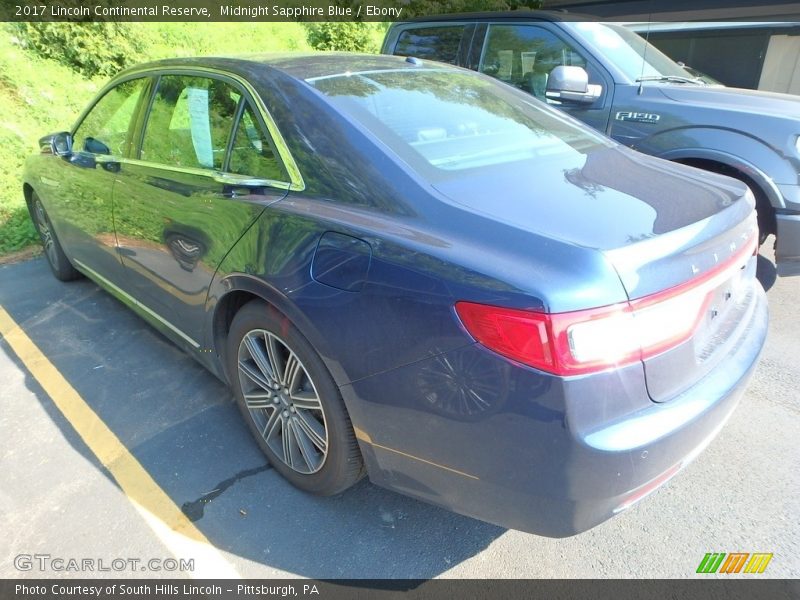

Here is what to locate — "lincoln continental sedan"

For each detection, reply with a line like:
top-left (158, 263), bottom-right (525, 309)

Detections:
top-left (23, 54), bottom-right (768, 536)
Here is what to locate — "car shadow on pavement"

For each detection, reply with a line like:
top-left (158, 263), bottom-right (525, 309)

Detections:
top-left (756, 253), bottom-right (777, 291)
top-left (0, 258), bottom-right (504, 579)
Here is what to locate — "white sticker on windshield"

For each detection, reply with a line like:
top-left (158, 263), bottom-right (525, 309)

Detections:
top-left (187, 87), bottom-right (214, 168)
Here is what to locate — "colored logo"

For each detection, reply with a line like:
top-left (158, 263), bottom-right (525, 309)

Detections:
top-left (696, 552), bottom-right (773, 574)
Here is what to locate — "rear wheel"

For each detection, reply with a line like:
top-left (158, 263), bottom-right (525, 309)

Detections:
top-left (28, 192), bottom-right (81, 281)
top-left (226, 300), bottom-right (364, 495)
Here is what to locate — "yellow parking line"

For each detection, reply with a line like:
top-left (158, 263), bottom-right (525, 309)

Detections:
top-left (0, 305), bottom-right (240, 579)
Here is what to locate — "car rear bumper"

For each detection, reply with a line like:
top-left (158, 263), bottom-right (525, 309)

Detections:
top-left (342, 283), bottom-right (768, 537)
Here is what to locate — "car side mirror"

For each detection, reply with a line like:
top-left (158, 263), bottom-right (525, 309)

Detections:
top-left (545, 66), bottom-right (602, 105)
top-left (40, 132), bottom-right (73, 157)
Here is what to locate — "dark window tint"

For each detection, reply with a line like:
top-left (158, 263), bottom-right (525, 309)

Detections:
top-left (479, 25), bottom-right (587, 99)
top-left (394, 26), bottom-right (466, 64)
top-left (73, 78), bottom-right (146, 155)
top-left (141, 75), bottom-right (240, 170)
top-left (228, 103), bottom-right (288, 181)
top-left (649, 31), bottom-right (768, 89)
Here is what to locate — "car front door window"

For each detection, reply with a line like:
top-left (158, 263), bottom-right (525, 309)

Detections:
top-left (73, 78), bottom-right (147, 156)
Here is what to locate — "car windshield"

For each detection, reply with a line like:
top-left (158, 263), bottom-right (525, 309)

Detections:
top-left (564, 22), bottom-right (703, 83)
top-left (307, 68), bottom-right (611, 176)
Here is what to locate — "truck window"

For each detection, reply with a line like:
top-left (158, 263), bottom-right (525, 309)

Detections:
top-left (479, 25), bottom-right (587, 99)
top-left (394, 26), bottom-right (467, 65)
top-left (566, 22), bottom-right (703, 82)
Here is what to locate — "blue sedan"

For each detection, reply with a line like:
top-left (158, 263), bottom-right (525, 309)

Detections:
top-left (23, 54), bottom-right (767, 536)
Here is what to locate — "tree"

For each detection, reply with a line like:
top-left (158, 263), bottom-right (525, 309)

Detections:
top-left (12, 22), bottom-right (144, 78)
top-left (304, 22), bottom-right (375, 53)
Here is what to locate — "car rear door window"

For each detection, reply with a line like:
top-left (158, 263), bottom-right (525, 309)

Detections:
top-left (73, 78), bottom-right (147, 156)
top-left (140, 75), bottom-right (240, 170)
top-left (228, 102), bottom-right (289, 182)
top-left (394, 26), bottom-right (467, 64)
top-left (479, 25), bottom-right (587, 99)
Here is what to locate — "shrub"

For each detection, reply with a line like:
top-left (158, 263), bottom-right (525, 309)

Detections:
top-left (12, 22), bottom-right (144, 78)
top-left (305, 22), bottom-right (375, 53)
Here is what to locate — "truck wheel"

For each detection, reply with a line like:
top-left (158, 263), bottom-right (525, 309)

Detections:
top-left (740, 182), bottom-right (774, 246)
top-left (675, 160), bottom-right (774, 246)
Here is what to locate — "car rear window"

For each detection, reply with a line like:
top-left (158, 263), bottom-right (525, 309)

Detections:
top-left (393, 26), bottom-right (467, 65)
top-left (308, 68), bottom-right (610, 176)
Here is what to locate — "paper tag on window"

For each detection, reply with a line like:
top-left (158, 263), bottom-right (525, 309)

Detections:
top-left (187, 88), bottom-right (214, 168)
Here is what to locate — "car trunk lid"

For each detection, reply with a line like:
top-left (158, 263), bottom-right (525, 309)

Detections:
top-left (434, 145), bottom-right (759, 402)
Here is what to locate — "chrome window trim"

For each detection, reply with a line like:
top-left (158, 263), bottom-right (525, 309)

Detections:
top-left (73, 259), bottom-right (201, 349)
top-left (116, 157), bottom-right (293, 191)
top-left (77, 65), bottom-right (305, 192)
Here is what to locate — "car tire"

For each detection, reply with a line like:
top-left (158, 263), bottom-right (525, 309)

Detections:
top-left (226, 300), bottom-right (364, 495)
top-left (28, 192), bottom-right (82, 282)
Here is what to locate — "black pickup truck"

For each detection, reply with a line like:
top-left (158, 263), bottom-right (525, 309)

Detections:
top-left (382, 12), bottom-right (800, 276)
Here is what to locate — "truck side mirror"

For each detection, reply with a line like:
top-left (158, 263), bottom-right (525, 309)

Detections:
top-left (545, 66), bottom-right (602, 105)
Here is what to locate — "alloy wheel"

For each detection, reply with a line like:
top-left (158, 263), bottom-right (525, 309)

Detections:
top-left (33, 200), bottom-right (57, 266)
top-left (237, 329), bottom-right (328, 474)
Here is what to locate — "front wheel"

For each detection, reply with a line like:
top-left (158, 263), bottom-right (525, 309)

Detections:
top-left (226, 300), bottom-right (364, 495)
top-left (28, 193), bottom-right (81, 281)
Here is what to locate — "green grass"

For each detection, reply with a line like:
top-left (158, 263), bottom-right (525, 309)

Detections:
top-left (0, 26), bottom-right (102, 254)
top-left (131, 22), bottom-right (314, 60)
top-left (0, 22), bottom-right (387, 256)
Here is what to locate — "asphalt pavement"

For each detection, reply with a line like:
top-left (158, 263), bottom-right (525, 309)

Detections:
top-left (1, 243), bottom-right (798, 579)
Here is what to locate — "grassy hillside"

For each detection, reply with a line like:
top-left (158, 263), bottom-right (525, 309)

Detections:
top-left (0, 22), bottom-right (384, 256)
top-left (0, 26), bottom-right (102, 254)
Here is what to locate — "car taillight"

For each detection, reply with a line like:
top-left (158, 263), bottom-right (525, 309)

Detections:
top-left (455, 232), bottom-right (756, 376)
top-left (453, 303), bottom-right (557, 371)
top-left (455, 300), bottom-right (640, 376)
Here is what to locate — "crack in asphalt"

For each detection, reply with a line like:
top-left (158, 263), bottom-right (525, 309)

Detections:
top-left (181, 463), bottom-right (271, 522)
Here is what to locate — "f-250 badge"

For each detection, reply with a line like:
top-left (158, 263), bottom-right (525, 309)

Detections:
top-left (615, 111), bottom-right (661, 124)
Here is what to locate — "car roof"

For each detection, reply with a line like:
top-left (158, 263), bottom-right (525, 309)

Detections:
top-left (117, 53), bottom-right (450, 83)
